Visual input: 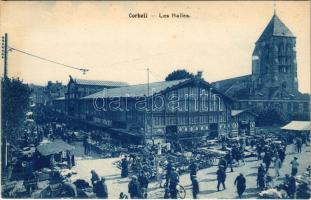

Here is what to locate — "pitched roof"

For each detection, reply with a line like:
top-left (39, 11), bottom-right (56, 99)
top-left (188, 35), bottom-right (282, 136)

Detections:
top-left (211, 75), bottom-right (251, 96)
top-left (257, 14), bottom-right (295, 42)
top-left (82, 78), bottom-right (234, 103)
top-left (82, 79), bottom-right (189, 99)
top-left (74, 78), bottom-right (128, 87)
top-left (281, 121), bottom-right (311, 131)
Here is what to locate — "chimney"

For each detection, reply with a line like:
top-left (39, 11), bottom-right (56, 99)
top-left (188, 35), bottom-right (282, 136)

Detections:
top-left (196, 71), bottom-right (203, 79)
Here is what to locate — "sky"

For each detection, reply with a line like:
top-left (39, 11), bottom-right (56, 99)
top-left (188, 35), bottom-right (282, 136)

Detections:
top-left (0, 1), bottom-right (310, 93)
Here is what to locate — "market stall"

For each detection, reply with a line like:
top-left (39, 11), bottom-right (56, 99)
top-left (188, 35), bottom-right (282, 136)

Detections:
top-left (36, 140), bottom-right (75, 170)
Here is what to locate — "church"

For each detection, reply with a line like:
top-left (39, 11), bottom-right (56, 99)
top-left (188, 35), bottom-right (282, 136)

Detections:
top-left (212, 13), bottom-right (310, 117)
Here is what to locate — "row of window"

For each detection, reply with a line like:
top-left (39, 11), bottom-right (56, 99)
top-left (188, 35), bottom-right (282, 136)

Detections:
top-left (237, 101), bottom-right (309, 113)
top-left (152, 112), bottom-right (227, 126)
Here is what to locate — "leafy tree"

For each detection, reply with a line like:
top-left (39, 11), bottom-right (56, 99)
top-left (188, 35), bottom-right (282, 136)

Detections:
top-left (165, 69), bottom-right (194, 81)
top-left (1, 77), bottom-right (31, 167)
top-left (251, 106), bottom-right (289, 126)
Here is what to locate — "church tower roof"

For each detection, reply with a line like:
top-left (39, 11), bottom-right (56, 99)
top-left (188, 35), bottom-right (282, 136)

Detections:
top-left (257, 14), bottom-right (295, 42)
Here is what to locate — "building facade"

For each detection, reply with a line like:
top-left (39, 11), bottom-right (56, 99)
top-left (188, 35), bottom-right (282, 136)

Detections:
top-left (65, 76), bottom-right (128, 117)
top-left (230, 110), bottom-right (257, 137)
top-left (54, 74), bottom-right (234, 144)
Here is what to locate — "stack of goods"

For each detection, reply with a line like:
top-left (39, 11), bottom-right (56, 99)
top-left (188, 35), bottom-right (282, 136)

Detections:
top-left (258, 188), bottom-right (285, 199)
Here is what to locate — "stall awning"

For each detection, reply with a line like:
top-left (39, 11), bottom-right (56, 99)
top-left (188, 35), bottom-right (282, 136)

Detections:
top-left (36, 140), bottom-right (74, 156)
top-left (281, 121), bottom-right (311, 131)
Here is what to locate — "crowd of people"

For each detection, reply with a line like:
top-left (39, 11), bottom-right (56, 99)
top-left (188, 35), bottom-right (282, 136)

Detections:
top-left (4, 113), bottom-right (310, 199)
top-left (115, 133), bottom-right (309, 199)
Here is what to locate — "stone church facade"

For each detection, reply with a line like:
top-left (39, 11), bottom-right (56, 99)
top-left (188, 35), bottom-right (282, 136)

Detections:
top-left (213, 14), bottom-right (310, 116)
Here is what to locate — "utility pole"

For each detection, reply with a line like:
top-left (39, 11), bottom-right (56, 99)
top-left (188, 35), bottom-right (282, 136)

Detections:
top-left (1, 33), bottom-right (8, 170)
top-left (147, 68), bottom-right (150, 96)
top-left (146, 68), bottom-right (153, 146)
top-left (1, 33), bottom-right (8, 78)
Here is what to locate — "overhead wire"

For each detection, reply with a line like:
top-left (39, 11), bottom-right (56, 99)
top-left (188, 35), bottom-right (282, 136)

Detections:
top-left (8, 46), bottom-right (89, 74)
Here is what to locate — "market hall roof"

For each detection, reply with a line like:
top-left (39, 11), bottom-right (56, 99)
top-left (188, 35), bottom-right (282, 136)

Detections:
top-left (82, 79), bottom-right (188, 99)
top-left (281, 121), bottom-right (311, 131)
top-left (257, 14), bottom-right (295, 42)
top-left (73, 78), bottom-right (128, 87)
top-left (82, 78), bottom-right (234, 101)
top-left (36, 140), bottom-right (74, 156)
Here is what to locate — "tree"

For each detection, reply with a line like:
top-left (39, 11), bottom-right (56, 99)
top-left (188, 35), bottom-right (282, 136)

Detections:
top-left (252, 106), bottom-right (289, 126)
top-left (1, 77), bottom-right (31, 168)
top-left (165, 69), bottom-right (194, 81)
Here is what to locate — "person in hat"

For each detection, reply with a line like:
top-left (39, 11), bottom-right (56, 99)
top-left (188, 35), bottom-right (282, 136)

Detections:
top-left (90, 170), bottom-right (100, 187)
top-left (94, 177), bottom-right (108, 199)
top-left (169, 167), bottom-right (180, 199)
top-left (224, 150), bottom-right (234, 172)
top-left (138, 171), bottom-right (149, 198)
top-left (189, 160), bottom-right (198, 181)
top-left (234, 173), bottom-right (246, 198)
top-left (274, 157), bottom-right (282, 177)
top-left (128, 175), bottom-right (142, 199)
top-left (192, 175), bottom-right (200, 199)
top-left (216, 165), bottom-right (226, 191)
top-left (165, 160), bottom-right (173, 187)
top-left (121, 156), bottom-right (129, 178)
top-left (290, 157), bottom-right (299, 176)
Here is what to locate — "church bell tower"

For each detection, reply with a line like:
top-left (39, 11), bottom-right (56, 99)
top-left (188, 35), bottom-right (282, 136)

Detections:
top-left (251, 13), bottom-right (298, 93)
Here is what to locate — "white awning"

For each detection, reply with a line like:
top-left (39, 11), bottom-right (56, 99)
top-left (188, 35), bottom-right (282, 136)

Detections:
top-left (281, 121), bottom-right (311, 131)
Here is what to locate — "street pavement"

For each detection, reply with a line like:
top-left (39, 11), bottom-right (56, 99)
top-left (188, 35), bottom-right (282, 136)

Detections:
top-left (72, 143), bottom-right (311, 199)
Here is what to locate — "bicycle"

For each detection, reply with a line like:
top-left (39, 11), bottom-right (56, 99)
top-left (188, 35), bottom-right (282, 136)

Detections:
top-left (176, 184), bottom-right (186, 199)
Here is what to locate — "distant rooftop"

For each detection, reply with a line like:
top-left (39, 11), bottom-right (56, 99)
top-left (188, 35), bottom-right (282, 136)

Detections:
top-left (73, 78), bottom-right (128, 87)
top-left (82, 79), bottom-right (188, 99)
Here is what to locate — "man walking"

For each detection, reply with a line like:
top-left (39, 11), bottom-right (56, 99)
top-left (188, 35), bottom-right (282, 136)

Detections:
top-left (234, 173), bottom-right (246, 198)
top-left (296, 138), bottom-right (302, 153)
top-left (290, 157), bottom-right (299, 176)
top-left (263, 151), bottom-right (272, 172)
top-left (165, 160), bottom-right (173, 187)
top-left (225, 151), bottom-right (234, 172)
top-left (274, 157), bottom-right (282, 177)
top-left (216, 165), bottom-right (226, 191)
top-left (189, 160), bottom-right (198, 181)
